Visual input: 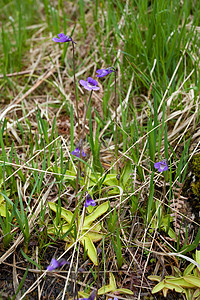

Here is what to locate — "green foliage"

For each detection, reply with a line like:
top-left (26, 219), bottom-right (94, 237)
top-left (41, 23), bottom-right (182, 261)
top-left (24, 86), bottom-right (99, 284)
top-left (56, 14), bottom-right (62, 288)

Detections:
top-left (48, 201), bottom-right (109, 265)
top-left (112, 228), bottom-right (123, 268)
top-left (149, 248), bottom-right (200, 299)
top-left (0, 0), bottom-right (200, 298)
top-left (97, 273), bottom-right (133, 296)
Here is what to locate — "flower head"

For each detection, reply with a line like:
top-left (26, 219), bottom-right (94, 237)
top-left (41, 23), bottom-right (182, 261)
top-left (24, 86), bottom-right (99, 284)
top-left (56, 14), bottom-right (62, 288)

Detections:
top-left (85, 193), bottom-right (96, 208)
top-left (52, 33), bottom-right (76, 44)
top-left (71, 146), bottom-right (86, 158)
top-left (154, 159), bottom-right (168, 172)
top-left (197, 244), bottom-right (200, 251)
top-left (96, 67), bottom-right (115, 78)
top-left (47, 258), bottom-right (68, 271)
top-left (80, 290), bottom-right (95, 300)
top-left (79, 77), bottom-right (100, 91)
top-left (108, 298), bottom-right (118, 300)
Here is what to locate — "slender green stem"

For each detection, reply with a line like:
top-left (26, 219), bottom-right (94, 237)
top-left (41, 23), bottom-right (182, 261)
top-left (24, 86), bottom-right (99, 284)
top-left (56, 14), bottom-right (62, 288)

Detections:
top-left (75, 90), bottom-right (93, 203)
top-left (96, 257), bottom-right (100, 299)
top-left (72, 41), bottom-right (80, 139)
top-left (163, 171), bottom-right (166, 202)
top-left (114, 70), bottom-right (119, 175)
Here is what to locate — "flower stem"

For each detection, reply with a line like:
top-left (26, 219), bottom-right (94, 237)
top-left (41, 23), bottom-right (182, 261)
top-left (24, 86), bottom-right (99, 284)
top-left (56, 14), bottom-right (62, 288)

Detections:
top-left (75, 91), bottom-right (93, 203)
top-left (72, 41), bottom-right (80, 139)
top-left (96, 257), bottom-right (100, 299)
top-left (114, 70), bottom-right (119, 175)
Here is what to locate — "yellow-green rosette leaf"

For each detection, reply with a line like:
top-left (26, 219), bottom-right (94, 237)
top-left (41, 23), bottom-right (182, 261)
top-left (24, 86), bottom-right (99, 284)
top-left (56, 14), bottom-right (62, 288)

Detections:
top-left (48, 202), bottom-right (73, 223)
top-left (196, 247), bottom-right (200, 270)
top-left (148, 275), bottom-right (161, 282)
top-left (81, 235), bottom-right (97, 265)
top-left (151, 281), bottom-right (166, 294)
top-left (166, 277), bottom-right (196, 288)
top-left (165, 277), bottom-right (195, 288)
top-left (152, 280), bottom-right (184, 295)
top-left (0, 194), bottom-right (5, 204)
top-left (164, 283), bottom-right (184, 293)
top-left (116, 288), bottom-right (134, 295)
top-left (84, 202), bottom-right (109, 227)
top-left (183, 262), bottom-right (195, 276)
top-left (0, 203), bottom-right (10, 217)
top-left (109, 273), bottom-right (117, 290)
top-left (78, 292), bottom-right (90, 299)
top-left (83, 223), bottom-right (101, 232)
top-left (98, 285), bottom-right (113, 295)
top-left (184, 275), bottom-right (200, 288)
top-left (86, 232), bottom-right (104, 242)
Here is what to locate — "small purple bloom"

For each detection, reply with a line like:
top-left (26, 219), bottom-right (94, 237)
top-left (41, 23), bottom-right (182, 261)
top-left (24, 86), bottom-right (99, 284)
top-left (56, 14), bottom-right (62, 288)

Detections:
top-left (96, 68), bottom-right (114, 78)
top-left (79, 77), bottom-right (100, 91)
top-left (85, 193), bottom-right (96, 208)
top-left (71, 147), bottom-right (86, 158)
top-left (80, 290), bottom-right (95, 300)
top-left (108, 298), bottom-right (118, 300)
top-left (47, 258), bottom-right (68, 271)
top-left (197, 244), bottom-right (200, 251)
top-left (52, 33), bottom-right (76, 44)
top-left (154, 159), bottom-right (168, 172)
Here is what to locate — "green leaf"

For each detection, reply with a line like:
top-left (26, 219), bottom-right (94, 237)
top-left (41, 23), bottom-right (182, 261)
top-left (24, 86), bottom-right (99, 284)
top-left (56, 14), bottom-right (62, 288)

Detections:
top-left (98, 285), bottom-right (113, 295)
top-left (48, 202), bottom-right (73, 223)
top-left (164, 283), bottom-right (184, 293)
top-left (86, 232), bottom-right (104, 242)
top-left (183, 263), bottom-right (195, 276)
top-left (21, 249), bottom-right (41, 270)
top-left (83, 223), bottom-right (101, 232)
top-left (0, 193), bottom-right (5, 204)
top-left (121, 160), bottom-right (131, 186)
top-left (116, 288), bottom-right (134, 295)
top-left (148, 275), bottom-right (161, 282)
top-left (184, 275), bottom-right (200, 288)
top-left (166, 277), bottom-right (196, 288)
top-left (47, 224), bottom-right (73, 237)
top-left (193, 289), bottom-right (200, 298)
top-left (196, 248), bottom-right (200, 270)
top-left (103, 174), bottom-right (118, 186)
top-left (11, 266), bottom-right (29, 300)
top-left (151, 281), bottom-right (165, 294)
top-left (81, 234), bottom-right (98, 265)
top-left (0, 203), bottom-right (10, 217)
top-left (78, 292), bottom-right (90, 299)
top-left (109, 273), bottom-right (117, 290)
top-left (84, 202), bottom-right (109, 227)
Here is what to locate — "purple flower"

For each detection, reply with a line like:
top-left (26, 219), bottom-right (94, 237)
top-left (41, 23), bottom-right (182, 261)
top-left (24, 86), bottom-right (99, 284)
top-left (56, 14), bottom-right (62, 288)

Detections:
top-left (80, 291), bottom-right (95, 300)
top-left (85, 193), bottom-right (96, 208)
top-left (197, 244), bottom-right (200, 251)
top-left (71, 147), bottom-right (86, 158)
top-left (52, 33), bottom-right (76, 44)
top-left (79, 77), bottom-right (100, 91)
top-left (47, 258), bottom-right (68, 271)
top-left (108, 298), bottom-right (118, 300)
top-left (154, 159), bottom-right (168, 172)
top-left (96, 68), bottom-right (115, 78)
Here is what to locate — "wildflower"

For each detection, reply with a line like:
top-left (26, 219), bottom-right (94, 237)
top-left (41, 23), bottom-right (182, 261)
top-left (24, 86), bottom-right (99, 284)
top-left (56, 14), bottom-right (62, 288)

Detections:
top-left (47, 258), bottom-right (68, 271)
top-left (52, 33), bottom-right (76, 44)
top-left (197, 244), bottom-right (200, 251)
top-left (96, 67), bottom-right (115, 78)
top-left (79, 77), bottom-right (100, 91)
top-left (71, 146), bottom-right (86, 158)
top-left (108, 298), bottom-right (118, 300)
top-left (80, 290), bottom-right (95, 300)
top-left (154, 159), bottom-right (168, 172)
top-left (85, 193), bottom-right (96, 208)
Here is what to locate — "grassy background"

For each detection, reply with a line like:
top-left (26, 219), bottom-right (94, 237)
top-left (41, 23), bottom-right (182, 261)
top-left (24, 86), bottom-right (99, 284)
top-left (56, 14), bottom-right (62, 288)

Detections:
top-left (0, 0), bottom-right (200, 299)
